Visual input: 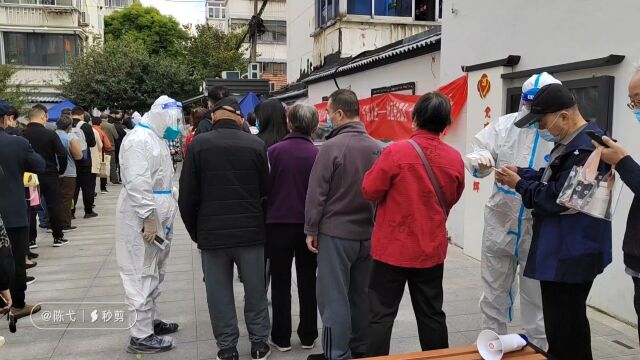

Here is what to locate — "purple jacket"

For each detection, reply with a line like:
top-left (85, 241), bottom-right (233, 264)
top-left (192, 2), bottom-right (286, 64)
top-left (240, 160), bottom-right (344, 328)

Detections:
top-left (267, 132), bottom-right (319, 224)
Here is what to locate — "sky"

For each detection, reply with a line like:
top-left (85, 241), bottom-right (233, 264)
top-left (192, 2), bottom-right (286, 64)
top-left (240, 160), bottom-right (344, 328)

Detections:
top-left (140, 0), bottom-right (206, 26)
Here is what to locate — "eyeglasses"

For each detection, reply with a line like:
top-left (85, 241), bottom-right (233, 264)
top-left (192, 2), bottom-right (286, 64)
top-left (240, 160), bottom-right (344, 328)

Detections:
top-left (627, 99), bottom-right (640, 111)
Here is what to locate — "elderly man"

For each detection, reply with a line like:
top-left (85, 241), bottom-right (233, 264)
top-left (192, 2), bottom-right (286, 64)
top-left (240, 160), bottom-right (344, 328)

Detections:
top-left (180, 97), bottom-right (271, 360)
top-left (496, 84), bottom-right (612, 360)
top-left (305, 89), bottom-right (382, 360)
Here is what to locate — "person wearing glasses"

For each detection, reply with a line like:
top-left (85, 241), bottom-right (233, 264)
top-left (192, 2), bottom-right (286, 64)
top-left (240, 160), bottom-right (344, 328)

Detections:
top-left (592, 67), bottom-right (640, 343)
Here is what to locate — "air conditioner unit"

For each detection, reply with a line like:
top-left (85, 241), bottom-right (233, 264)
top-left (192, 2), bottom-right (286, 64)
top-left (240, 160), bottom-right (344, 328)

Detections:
top-left (248, 63), bottom-right (261, 80)
top-left (79, 12), bottom-right (89, 26)
top-left (221, 71), bottom-right (240, 80)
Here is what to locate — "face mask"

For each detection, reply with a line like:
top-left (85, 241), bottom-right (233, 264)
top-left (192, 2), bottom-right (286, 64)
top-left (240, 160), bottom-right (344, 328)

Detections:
top-left (326, 114), bottom-right (333, 130)
top-left (634, 109), bottom-right (640, 123)
top-left (163, 126), bottom-right (180, 140)
top-left (537, 113), bottom-right (562, 143)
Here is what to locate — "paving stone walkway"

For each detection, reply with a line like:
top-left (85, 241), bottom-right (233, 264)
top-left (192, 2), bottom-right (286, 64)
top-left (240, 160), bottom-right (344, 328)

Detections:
top-left (0, 183), bottom-right (638, 359)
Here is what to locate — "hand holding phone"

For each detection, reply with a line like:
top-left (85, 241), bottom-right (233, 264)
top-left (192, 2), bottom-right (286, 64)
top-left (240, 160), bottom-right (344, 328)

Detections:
top-left (586, 130), bottom-right (617, 148)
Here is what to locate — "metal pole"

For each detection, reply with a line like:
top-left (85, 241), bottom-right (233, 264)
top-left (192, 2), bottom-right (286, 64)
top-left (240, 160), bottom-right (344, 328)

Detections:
top-left (250, 0), bottom-right (258, 63)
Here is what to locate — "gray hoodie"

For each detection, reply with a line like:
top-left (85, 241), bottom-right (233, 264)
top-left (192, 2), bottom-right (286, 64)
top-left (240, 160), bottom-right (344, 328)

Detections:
top-left (304, 121), bottom-right (382, 240)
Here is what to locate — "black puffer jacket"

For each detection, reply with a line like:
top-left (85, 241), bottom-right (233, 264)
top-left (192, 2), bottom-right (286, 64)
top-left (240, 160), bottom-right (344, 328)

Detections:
top-left (179, 120), bottom-right (268, 250)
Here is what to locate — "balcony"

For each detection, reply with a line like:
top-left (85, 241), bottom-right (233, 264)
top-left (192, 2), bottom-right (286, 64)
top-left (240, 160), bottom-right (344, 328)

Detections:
top-left (9, 66), bottom-right (63, 93)
top-left (0, 0), bottom-right (83, 29)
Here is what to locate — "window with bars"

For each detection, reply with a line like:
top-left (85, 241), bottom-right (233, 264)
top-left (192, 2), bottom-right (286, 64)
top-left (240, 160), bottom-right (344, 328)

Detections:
top-left (317, 0), bottom-right (339, 27)
top-left (3, 32), bottom-right (81, 67)
top-left (262, 62), bottom-right (287, 75)
top-left (257, 20), bottom-right (286, 44)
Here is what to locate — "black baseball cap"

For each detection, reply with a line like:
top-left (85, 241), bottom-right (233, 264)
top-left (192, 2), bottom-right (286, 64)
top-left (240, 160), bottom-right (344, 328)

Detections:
top-left (514, 83), bottom-right (577, 128)
top-left (211, 96), bottom-right (241, 115)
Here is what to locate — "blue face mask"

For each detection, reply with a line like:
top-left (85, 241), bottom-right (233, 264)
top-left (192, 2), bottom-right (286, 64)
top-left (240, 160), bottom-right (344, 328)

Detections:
top-left (538, 128), bottom-right (560, 143)
top-left (163, 126), bottom-right (180, 140)
top-left (326, 114), bottom-right (334, 130)
top-left (634, 109), bottom-right (640, 123)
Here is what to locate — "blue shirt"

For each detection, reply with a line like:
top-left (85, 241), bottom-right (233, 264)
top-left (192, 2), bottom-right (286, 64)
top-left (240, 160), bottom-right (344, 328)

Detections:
top-left (56, 130), bottom-right (76, 177)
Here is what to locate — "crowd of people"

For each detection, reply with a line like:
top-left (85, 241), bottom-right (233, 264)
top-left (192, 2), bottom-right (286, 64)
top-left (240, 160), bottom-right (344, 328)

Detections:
top-left (1, 66), bottom-right (640, 360)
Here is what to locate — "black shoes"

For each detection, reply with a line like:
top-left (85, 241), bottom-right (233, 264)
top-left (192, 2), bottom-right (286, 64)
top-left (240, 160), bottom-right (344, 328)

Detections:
top-left (251, 341), bottom-right (271, 360)
top-left (84, 212), bottom-right (98, 219)
top-left (53, 238), bottom-right (69, 247)
top-left (26, 276), bottom-right (36, 285)
top-left (29, 240), bottom-right (38, 249)
top-left (28, 251), bottom-right (39, 259)
top-left (217, 347), bottom-right (239, 360)
top-left (127, 334), bottom-right (174, 354)
top-left (63, 225), bottom-right (77, 232)
top-left (269, 339), bottom-right (291, 352)
top-left (307, 354), bottom-right (327, 360)
top-left (153, 319), bottom-right (179, 335)
top-left (26, 261), bottom-right (37, 270)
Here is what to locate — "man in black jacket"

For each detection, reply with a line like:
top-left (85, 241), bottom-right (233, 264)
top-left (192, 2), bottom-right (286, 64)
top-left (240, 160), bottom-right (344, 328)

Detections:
top-left (111, 111), bottom-right (127, 184)
top-left (195, 86), bottom-right (230, 136)
top-left (179, 97), bottom-right (271, 360)
top-left (71, 106), bottom-right (98, 218)
top-left (22, 107), bottom-right (70, 248)
top-left (596, 69), bottom-right (640, 343)
top-left (0, 105), bottom-right (45, 318)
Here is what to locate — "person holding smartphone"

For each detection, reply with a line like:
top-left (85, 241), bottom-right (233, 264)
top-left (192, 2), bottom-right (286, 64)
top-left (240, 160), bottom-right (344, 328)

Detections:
top-left (592, 68), bottom-right (640, 343)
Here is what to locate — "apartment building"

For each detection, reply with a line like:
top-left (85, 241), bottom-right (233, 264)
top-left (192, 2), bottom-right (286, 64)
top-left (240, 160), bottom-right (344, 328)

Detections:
top-left (206, 0), bottom-right (287, 90)
top-left (103, 0), bottom-right (132, 16)
top-left (0, 0), bottom-right (104, 104)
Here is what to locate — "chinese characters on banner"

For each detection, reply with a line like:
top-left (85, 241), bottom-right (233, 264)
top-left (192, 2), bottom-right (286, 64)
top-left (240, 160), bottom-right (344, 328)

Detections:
top-left (314, 74), bottom-right (468, 142)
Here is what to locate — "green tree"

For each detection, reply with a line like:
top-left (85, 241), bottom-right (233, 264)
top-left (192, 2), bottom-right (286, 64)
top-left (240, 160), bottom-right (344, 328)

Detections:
top-left (0, 65), bottom-right (29, 111)
top-left (105, 4), bottom-right (188, 55)
top-left (182, 23), bottom-right (248, 80)
top-left (59, 37), bottom-right (198, 110)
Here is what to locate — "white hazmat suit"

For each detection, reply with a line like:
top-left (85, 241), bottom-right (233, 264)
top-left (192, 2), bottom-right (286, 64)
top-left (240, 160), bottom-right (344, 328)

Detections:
top-left (116, 96), bottom-right (181, 341)
top-left (465, 73), bottom-right (560, 350)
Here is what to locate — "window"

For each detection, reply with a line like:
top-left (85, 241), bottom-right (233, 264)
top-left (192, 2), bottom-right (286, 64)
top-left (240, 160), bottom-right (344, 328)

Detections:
top-left (317, 0), bottom-right (339, 27)
top-left (105, 0), bottom-right (129, 8)
top-left (346, 0), bottom-right (442, 21)
top-left (0, 0), bottom-right (77, 6)
top-left (262, 62), bottom-right (287, 75)
top-left (207, 1), bottom-right (225, 19)
top-left (506, 76), bottom-right (615, 134)
top-left (3, 33), bottom-right (80, 67)
top-left (258, 20), bottom-right (286, 44)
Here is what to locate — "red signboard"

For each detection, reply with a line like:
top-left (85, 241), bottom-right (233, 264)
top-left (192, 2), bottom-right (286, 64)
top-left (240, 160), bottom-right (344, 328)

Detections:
top-left (315, 75), bottom-right (468, 142)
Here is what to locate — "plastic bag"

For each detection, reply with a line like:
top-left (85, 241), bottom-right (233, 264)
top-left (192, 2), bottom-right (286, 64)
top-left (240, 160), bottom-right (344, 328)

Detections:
top-left (557, 147), bottom-right (615, 220)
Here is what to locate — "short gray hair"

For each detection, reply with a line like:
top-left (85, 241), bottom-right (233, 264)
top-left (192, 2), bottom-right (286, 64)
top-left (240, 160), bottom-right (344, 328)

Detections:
top-left (287, 104), bottom-right (319, 136)
top-left (56, 115), bottom-right (73, 131)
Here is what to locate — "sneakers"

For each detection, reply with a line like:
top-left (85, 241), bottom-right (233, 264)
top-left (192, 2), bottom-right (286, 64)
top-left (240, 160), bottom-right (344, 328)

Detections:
top-left (301, 340), bottom-right (316, 350)
top-left (217, 347), bottom-right (239, 360)
top-left (269, 339), bottom-right (291, 352)
top-left (11, 304), bottom-right (41, 319)
top-left (29, 240), bottom-right (38, 249)
top-left (100, 189), bottom-right (108, 194)
top-left (153, 319), bottom-right (179, 335)
top-left (63, 225), bottom-right (77, 232)
top-left (25, 261), bottom-right (37, 270)
top-left (126, 334), bottom-right (174, 354)
top-left (46, 228), bottom-right (53, 233)
top-left (306, 354), bottom-right (327, 360)
top-left (251, 342), bottom-right (271, 360)
top-left (26, 276), bottom-right (36, 285)
top-left (53, 238), bottom-right (69, 247)
top-left (84, 212), bottom-right (98, 219)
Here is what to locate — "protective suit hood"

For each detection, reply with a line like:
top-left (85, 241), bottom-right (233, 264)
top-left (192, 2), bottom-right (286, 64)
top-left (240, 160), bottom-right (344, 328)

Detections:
top-left (140, 96), bottom-right (184, 140)
top-left (516, 72), bottom-right (561, 120)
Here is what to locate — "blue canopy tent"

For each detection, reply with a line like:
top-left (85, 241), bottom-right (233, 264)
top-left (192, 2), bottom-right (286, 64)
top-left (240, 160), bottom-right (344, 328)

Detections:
top-left (239, 92), bottom-right (261, 118)
top-left (47, 99), bottom-right (76, 122)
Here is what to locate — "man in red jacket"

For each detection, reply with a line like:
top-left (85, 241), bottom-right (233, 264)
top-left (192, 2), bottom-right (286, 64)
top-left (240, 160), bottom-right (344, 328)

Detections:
top-left (362, 92), bottom-right (465, 356)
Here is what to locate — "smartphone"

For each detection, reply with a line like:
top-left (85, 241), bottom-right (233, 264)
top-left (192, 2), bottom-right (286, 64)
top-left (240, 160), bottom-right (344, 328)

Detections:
top-left (493, 167), bottom-right (507, 175)
top-left (585, 130), bottom-right (617, 147)
top-left (140, 228), bottom-right (168, 249)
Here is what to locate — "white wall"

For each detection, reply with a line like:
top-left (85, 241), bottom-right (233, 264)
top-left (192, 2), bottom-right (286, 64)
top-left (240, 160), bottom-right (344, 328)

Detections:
top-left (440, 0), bottom-right (640, 325)
top-left (286, 0), bottom-right (315, 83)
top-left (306, 52), bottom-right (440, 104)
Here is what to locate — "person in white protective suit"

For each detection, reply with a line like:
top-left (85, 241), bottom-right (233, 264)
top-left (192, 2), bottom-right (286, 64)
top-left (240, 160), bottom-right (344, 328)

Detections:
top-left (465, 73), bottom-right (561, 350)
top-left (116, 95), bottom-right (184, 354)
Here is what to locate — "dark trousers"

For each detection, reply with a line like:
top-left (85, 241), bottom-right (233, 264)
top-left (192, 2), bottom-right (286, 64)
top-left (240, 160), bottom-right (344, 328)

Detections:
top-left (74, 167), bottom-right (95, 215)
top-left (633, 277), bottom-right (640, 344)
top-left (31, 174), bottom-right (64, 240)
top-left (110, 150), bottom-right (119, 183)
top-left (267, 224), bottom-right (318, 346)
top-left (367, 260), bottom-right (448, 356)
top-left (59, 177), bottom-right (76, 228)
top-left (100, 177), bottom-right (107, 191)
top-left (540, 280), bottom-right (594, 360)
top-left (7, 227), bottom-right (27, 308)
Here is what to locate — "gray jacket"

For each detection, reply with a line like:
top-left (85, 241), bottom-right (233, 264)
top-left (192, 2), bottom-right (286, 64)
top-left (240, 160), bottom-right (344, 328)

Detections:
top-left (304, 121), bottom-right (382, 240)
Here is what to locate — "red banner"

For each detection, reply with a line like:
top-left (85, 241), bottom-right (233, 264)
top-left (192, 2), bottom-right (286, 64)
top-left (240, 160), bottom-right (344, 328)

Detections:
top-left (314, 75), bottom-right (468, 142)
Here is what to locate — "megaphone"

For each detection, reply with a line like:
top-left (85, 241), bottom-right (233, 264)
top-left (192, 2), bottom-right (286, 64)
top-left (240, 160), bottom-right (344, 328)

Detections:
top-left (476, 330), bottom-right (528, 360)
